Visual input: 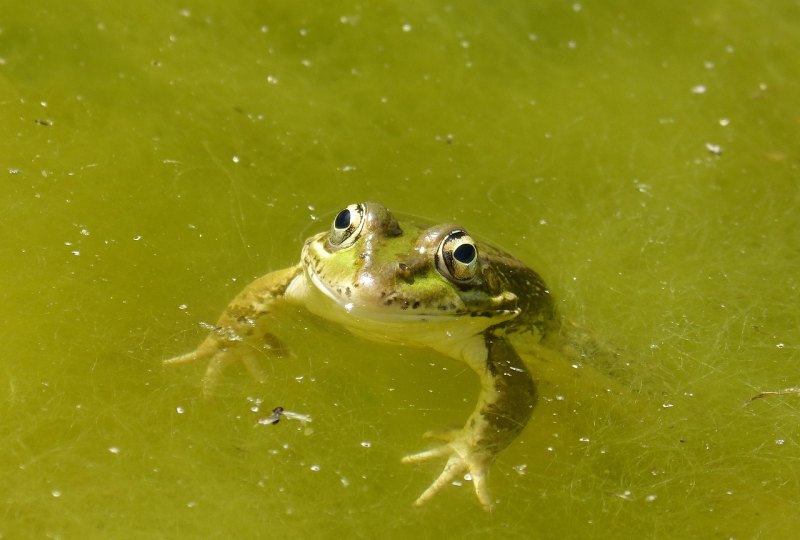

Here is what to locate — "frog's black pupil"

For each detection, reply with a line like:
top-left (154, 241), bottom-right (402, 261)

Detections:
top-left (453, 243), bottom-right (476, 264)
top-left (334, 209), bottom-right (351, 230)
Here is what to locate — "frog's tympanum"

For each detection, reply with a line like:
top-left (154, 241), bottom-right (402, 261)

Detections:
top-left (165, 202), bottom-right (561, 510)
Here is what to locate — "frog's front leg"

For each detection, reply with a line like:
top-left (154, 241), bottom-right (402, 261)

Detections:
top-left (164, 265), bottom-right (304, 396)
top-left (402, 331), bottom-right (537, 510)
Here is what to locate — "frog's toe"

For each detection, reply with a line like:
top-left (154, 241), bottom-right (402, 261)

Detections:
top-left (402, 444), bottom-right (453, 463)
top-left (402, 442), bottom-right (493, 511)
top-left (261, 332), bottom-right (291, 358)
top-left (163, 350), bottom-right (204, 366)
top-left (200, 353), bottom-right (237, 397)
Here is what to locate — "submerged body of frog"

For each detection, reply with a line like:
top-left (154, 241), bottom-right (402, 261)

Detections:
top-left (166, 202), bottom-right (563, 510)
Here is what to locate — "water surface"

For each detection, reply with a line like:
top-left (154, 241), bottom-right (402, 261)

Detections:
top-left (2, 1), bottom-right (799, 538)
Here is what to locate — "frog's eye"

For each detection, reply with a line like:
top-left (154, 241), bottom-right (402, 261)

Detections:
top-left (328, 203), bottom-right (366, 249)
top-left (436, 230), bottom-right (478, 282)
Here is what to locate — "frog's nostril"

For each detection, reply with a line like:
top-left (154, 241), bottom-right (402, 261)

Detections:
top-left (397, 262), bottom-right (415, 283)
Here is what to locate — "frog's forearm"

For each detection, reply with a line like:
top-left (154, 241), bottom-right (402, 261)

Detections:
top-left (215, 265), bottom-right (304, 331)
top-left (468, 332), bottom-right (537, 455)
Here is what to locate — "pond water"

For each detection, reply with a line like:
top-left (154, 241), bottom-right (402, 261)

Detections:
top-left (2, 0), bottom-right (799, 538)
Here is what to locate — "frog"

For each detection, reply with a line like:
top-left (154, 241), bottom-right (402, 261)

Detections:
top-left (165, 201), bottom-right (561, 510)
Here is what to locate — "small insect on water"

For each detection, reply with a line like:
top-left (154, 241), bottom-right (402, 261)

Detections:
top-left (258, 406), bottom-right (285, 425)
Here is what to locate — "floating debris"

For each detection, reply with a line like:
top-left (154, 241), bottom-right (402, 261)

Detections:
top-left (745, 387), bottom-right (800, 404)
top-left (257, 407), bottom-right (313, 425)
top-left (258, 406), bottom-right (285, 425)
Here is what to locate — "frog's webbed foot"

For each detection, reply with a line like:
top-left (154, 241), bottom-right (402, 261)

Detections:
top-left (402, 437), bottom-right (494, 511)
top-left (163, 343), bottom-right (236, 398)
top-left (164, 331), bottom-right (289, 397)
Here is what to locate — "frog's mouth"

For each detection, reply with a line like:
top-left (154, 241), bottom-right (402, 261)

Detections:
top-left (304, 265), bottom-right (427, 319)
top-left (305, 266), bottom-right (355, 310)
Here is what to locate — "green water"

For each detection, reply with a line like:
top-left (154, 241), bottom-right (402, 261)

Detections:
top-left (2, 0), bottom-right (799, 537)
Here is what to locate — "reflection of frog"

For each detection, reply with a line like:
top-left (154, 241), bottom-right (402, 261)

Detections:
top-left (166, 202), bottom-right (561, 510)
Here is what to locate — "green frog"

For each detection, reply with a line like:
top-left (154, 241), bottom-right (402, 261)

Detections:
top-left (165, 201), bottom-right (561, 510)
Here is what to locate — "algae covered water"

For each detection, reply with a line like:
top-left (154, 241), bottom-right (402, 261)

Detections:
top-left (1, 1), bottom-right (798, 537)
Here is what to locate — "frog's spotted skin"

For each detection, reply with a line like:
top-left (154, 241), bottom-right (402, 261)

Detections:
top-left (165, 201), bottom-right (559, 510)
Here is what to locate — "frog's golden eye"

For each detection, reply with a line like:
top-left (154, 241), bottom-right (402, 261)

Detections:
top-left (436, 230), bottom-right (478, 282)
top-left (328, 203), bottom-right (366, 249)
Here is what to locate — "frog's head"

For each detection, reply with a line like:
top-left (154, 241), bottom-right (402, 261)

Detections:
top-left (300, 202), bottom-right (522, 326)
